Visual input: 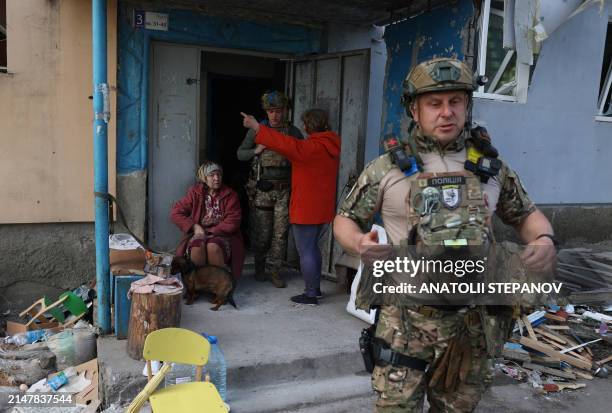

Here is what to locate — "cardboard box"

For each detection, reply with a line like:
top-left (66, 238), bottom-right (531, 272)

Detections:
top-left (6, 320), bottom-right (60, 336)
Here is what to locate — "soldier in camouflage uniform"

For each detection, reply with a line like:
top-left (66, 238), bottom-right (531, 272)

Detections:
top-left (333, 58), bottom-right (557, 412)
top-left (237, 91), bottom-right (303, 288)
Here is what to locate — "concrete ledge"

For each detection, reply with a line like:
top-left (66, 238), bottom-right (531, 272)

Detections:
top-left (97, 336), bottom-right (147, 406)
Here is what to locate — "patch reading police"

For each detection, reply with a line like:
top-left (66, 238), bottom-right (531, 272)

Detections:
top-left (428, 176), bottom-right (466, 186)
top-left (441, 185), bottom-right (461, 209)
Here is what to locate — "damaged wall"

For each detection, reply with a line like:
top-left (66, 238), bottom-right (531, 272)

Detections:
top-left (380, 2), bottom-right (475, 146)
top-left (0, 0), bottom-right (117, 312)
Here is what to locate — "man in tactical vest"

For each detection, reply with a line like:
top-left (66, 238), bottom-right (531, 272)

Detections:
top-left (237, 91), bottom-right (303, 288)
top-left (333, 58), bottom-right (557, 412)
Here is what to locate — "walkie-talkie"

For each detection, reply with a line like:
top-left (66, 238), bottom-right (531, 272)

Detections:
top-left (382, 134), bottom-right (419, 176)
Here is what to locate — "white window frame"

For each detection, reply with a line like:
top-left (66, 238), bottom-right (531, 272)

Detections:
top-left (474, 0), bottom-right (530, 103)
top-left (596, 18), bottom-right (612, 119)
top-left (0, 1), bottom-right (6, 72)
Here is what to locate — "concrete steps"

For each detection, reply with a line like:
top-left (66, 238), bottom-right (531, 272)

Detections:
top-left (98, 273), bottom-right (372, 411)
top-left (229, 373), bottom-right (374, 413)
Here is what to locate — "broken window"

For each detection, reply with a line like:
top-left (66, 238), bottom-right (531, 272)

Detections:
top-left (597, 20), bottom-right (612, 118)
top-left (0, 0), bottom-right (6, 72)
top-left (475, 0), bottom-right (533, 102)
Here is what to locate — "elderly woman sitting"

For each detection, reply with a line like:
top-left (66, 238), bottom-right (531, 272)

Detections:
top-left (170, 161), bottom-right (245, 278)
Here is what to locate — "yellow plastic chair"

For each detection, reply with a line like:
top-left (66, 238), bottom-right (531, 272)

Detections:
top-left (127, 328), bottom-right (227, 413)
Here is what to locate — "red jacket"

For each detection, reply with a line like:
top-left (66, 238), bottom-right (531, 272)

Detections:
top-left (255, 125), bottom-right (341, 224)
top-left (170, 183), bottom-right (245, 278)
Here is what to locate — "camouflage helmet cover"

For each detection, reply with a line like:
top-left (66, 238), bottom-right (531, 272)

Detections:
top-left (261, 90), bottom-right (290, 110)
top-left (401, 58), bottom-right (475, 106)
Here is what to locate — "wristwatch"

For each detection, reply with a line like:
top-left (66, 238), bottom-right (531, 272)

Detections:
top-left (536, 233), bottom-right (559, 247)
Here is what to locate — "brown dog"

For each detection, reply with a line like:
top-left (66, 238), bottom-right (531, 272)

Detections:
top-left (171, 257), bottom-right (237, 311)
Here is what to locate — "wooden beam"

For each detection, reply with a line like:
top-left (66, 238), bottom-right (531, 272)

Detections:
top-left (534, 327), bottom-right (567, 344)
top-left (596, 354), bottom-right (612, 366)
top-left (522, 363), bottom-right (576, 380)
top-left (519, 337), bottom-right (592, 370)
top-left (521, 315), bottom-right (538, 341)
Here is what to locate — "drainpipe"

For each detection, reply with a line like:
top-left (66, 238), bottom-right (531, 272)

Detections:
top-left (92, 0), bottom-right (111, 334)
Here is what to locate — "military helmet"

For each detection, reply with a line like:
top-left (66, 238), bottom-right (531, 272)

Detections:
top-left (261, 90), bottom-right (290, 110)
top-left (401, 58), bottom-right (475, 106)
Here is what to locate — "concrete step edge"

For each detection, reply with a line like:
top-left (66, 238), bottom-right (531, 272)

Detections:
top-left (228, 373), bottom-right (374, 413)
top-left (227, 349), bottom-right (364, 390)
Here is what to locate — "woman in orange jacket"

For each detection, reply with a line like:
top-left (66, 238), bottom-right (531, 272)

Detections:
top-left (242, 109), bottom-right (341, 305)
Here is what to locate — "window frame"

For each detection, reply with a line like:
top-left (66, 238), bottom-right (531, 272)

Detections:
top-left (596, 18), bottom-right (612, 119)
top-left (474, 0), bottom-right (531, 103)
top-left (0, 0), bottom-right (6, 72)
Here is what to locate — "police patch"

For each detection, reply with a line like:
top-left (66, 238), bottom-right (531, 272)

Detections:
top-left (428, 176), bottom-right (465, 186)
top-left (441, 185), bottom-right (461, 209)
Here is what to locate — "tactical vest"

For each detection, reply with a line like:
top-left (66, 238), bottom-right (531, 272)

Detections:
top-left (254, 124), bottom-right (293, 182)
top-left (354, 128), bottom-right (501, 309)
top-left (407, 170), bottom-right (492, 253)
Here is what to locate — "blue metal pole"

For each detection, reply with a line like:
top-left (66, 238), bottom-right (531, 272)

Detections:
top-left (93, 0), bottom-right (111, 334)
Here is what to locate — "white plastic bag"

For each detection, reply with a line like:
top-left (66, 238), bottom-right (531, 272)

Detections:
top-left (345, 224), bottom-right (387, 324)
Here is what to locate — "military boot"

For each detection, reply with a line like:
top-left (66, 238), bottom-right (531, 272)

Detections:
top-left (254, 258), bottom-right (266, 282)
top-left (268, 271), bottom-right (287, 288)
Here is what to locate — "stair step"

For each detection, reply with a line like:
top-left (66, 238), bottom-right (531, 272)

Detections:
top-left (228, 373), bottom-right (374, 413)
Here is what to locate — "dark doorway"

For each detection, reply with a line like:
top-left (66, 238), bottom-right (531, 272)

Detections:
top-left (201, 52), bottom-right (285, 247)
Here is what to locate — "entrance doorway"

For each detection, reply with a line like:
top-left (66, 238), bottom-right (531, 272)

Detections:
top-left (200, 51), bottom-right (287, 248)
top-left (148, 43), bottom-right (288, 251)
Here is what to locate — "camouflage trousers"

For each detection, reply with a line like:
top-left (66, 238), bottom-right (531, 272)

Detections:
top-left (372, 305), bottom-right (491, 413)
top-left (250, 187), bottom-right (290, 273)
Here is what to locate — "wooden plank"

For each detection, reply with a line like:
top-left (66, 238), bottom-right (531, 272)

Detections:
top-left (535, 327), bottom-right (567, 344)
top-left (522, 363), bottom-right (576, 379)
top-left (572, 369), bottom-right (594, 380)
top-left (522, 315), bottom-right (538, 341)
top-left (596, 354), bottom-right (612, 366)
top-left (546, 325), bottom-right (571, 331)
top-left (531, 355), bottom-right (561, 365)
top-left (538, 338), bottom-right (589, 362)
top-left (519, 337), bottom-right (592, 370)
top-left (545, 313), bottom-right (567, 322)
top-left (502, 348), bottom-right (531, 362)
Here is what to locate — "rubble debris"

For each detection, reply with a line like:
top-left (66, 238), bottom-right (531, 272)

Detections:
top-left (542, 382), bottom-right (586, 392)
top-left (499, 297), bottom-right (612, 397)
top-left (0, 342), bottom-right (57, 386)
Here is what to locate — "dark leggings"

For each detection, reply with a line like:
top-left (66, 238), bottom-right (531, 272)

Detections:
top-left (292, 224), bottom-right (326, 297)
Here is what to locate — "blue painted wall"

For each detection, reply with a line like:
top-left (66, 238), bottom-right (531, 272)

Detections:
top-left (117, 2), bottom-right (321, 174)
top-left (380, 2), bottom-right (474, 146)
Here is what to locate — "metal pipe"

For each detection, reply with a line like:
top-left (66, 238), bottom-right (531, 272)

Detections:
top-left (93, 0), bottom-right (111, 334)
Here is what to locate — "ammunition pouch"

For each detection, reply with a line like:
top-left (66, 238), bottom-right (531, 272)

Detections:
top-left (256, 180), bottom-right (289, 192)
top-left (256, 180), bottom-right (274, 192)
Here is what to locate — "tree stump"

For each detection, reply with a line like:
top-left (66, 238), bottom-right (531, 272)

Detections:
top-left (127, 291), bottom-right (182, 360)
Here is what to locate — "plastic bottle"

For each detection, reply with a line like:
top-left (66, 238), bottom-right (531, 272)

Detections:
top-left (206, 335), bottom-right (227, 401)
top-left (164, 363), bottom-right (197, 388)
top-left (4, 329), bottom-right (54, 345)
top-left (47, 367), bottom-right (77, 391)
